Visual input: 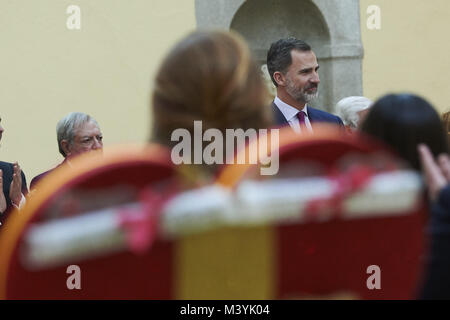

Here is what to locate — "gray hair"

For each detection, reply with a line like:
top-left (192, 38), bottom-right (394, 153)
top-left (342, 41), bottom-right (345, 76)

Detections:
top-left (335, 96), bottom-right (372, 128)
top-left (56, 112), bottom-right (99, 157)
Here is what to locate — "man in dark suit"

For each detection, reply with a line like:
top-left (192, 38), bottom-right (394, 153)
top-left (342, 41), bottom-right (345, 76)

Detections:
top-left (267, 37), bottom-right (343, 132)
top-left (0, 119), bottom-right (28, 226)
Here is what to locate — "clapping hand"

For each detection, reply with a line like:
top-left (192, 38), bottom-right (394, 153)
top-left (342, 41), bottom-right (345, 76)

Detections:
top-left (9, 162), bottom-right (22, 207)
top-left (418, 144), bottom-right (450, 201)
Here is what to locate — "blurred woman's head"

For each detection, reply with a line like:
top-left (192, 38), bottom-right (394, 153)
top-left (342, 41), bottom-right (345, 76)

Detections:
top-left (151, 30), bottom-right (272, 146)
top-left (360, 93), bottom-right (448, 171)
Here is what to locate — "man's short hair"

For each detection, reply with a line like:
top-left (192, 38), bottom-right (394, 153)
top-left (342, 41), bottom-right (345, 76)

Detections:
top-left (267, 37), bottom-right (312, 87)
top-left (56, 112), bottom-right (99, 157)
top-left (335, 96), bottom-right (372, 128)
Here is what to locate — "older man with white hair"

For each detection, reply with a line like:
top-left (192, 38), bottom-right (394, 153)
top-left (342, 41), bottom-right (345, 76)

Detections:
top-left (30, 112), bottom-right (103, 190)
top-left (334, 96), bottom-right (372, 132)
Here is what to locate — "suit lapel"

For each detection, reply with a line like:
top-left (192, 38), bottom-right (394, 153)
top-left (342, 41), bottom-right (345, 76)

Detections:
top-left (307, 107), bottom-right (332, 124)
top-left (272, 102), bottom-right (289, 126)
top-left (306, 107), bottom-right (317, 123)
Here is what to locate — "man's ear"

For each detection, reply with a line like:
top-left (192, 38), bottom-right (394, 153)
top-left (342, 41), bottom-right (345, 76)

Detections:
top-left (273, 71), bottom-right (286, 87)
top-left (61, 140), bottom-right (71, 157)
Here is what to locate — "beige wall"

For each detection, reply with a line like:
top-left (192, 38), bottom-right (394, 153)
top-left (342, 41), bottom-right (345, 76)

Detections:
top-left (360, 0), bottom-right (450, 114)
top-left (0, 0), bottom-right (196, 185)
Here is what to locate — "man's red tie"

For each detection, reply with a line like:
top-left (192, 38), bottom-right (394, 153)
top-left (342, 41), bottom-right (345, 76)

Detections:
top-left (297, 111), bottom-right (307, 132)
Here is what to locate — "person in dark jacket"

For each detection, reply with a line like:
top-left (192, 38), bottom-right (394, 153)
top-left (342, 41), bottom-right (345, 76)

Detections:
top-left (418, 143), bottom-right (450, 299)
top-left (266, 37), bottom-right (344, 133)
top-left (0, 118), bottom-right (28, 226)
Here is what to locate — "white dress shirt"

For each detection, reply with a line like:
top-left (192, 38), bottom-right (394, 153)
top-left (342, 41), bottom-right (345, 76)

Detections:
top-left (274, 96), bottom-right (313, 133)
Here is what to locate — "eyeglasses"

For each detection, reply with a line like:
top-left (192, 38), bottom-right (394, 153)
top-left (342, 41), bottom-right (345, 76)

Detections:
top-left (76, 135), bottom-right (103, 147)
